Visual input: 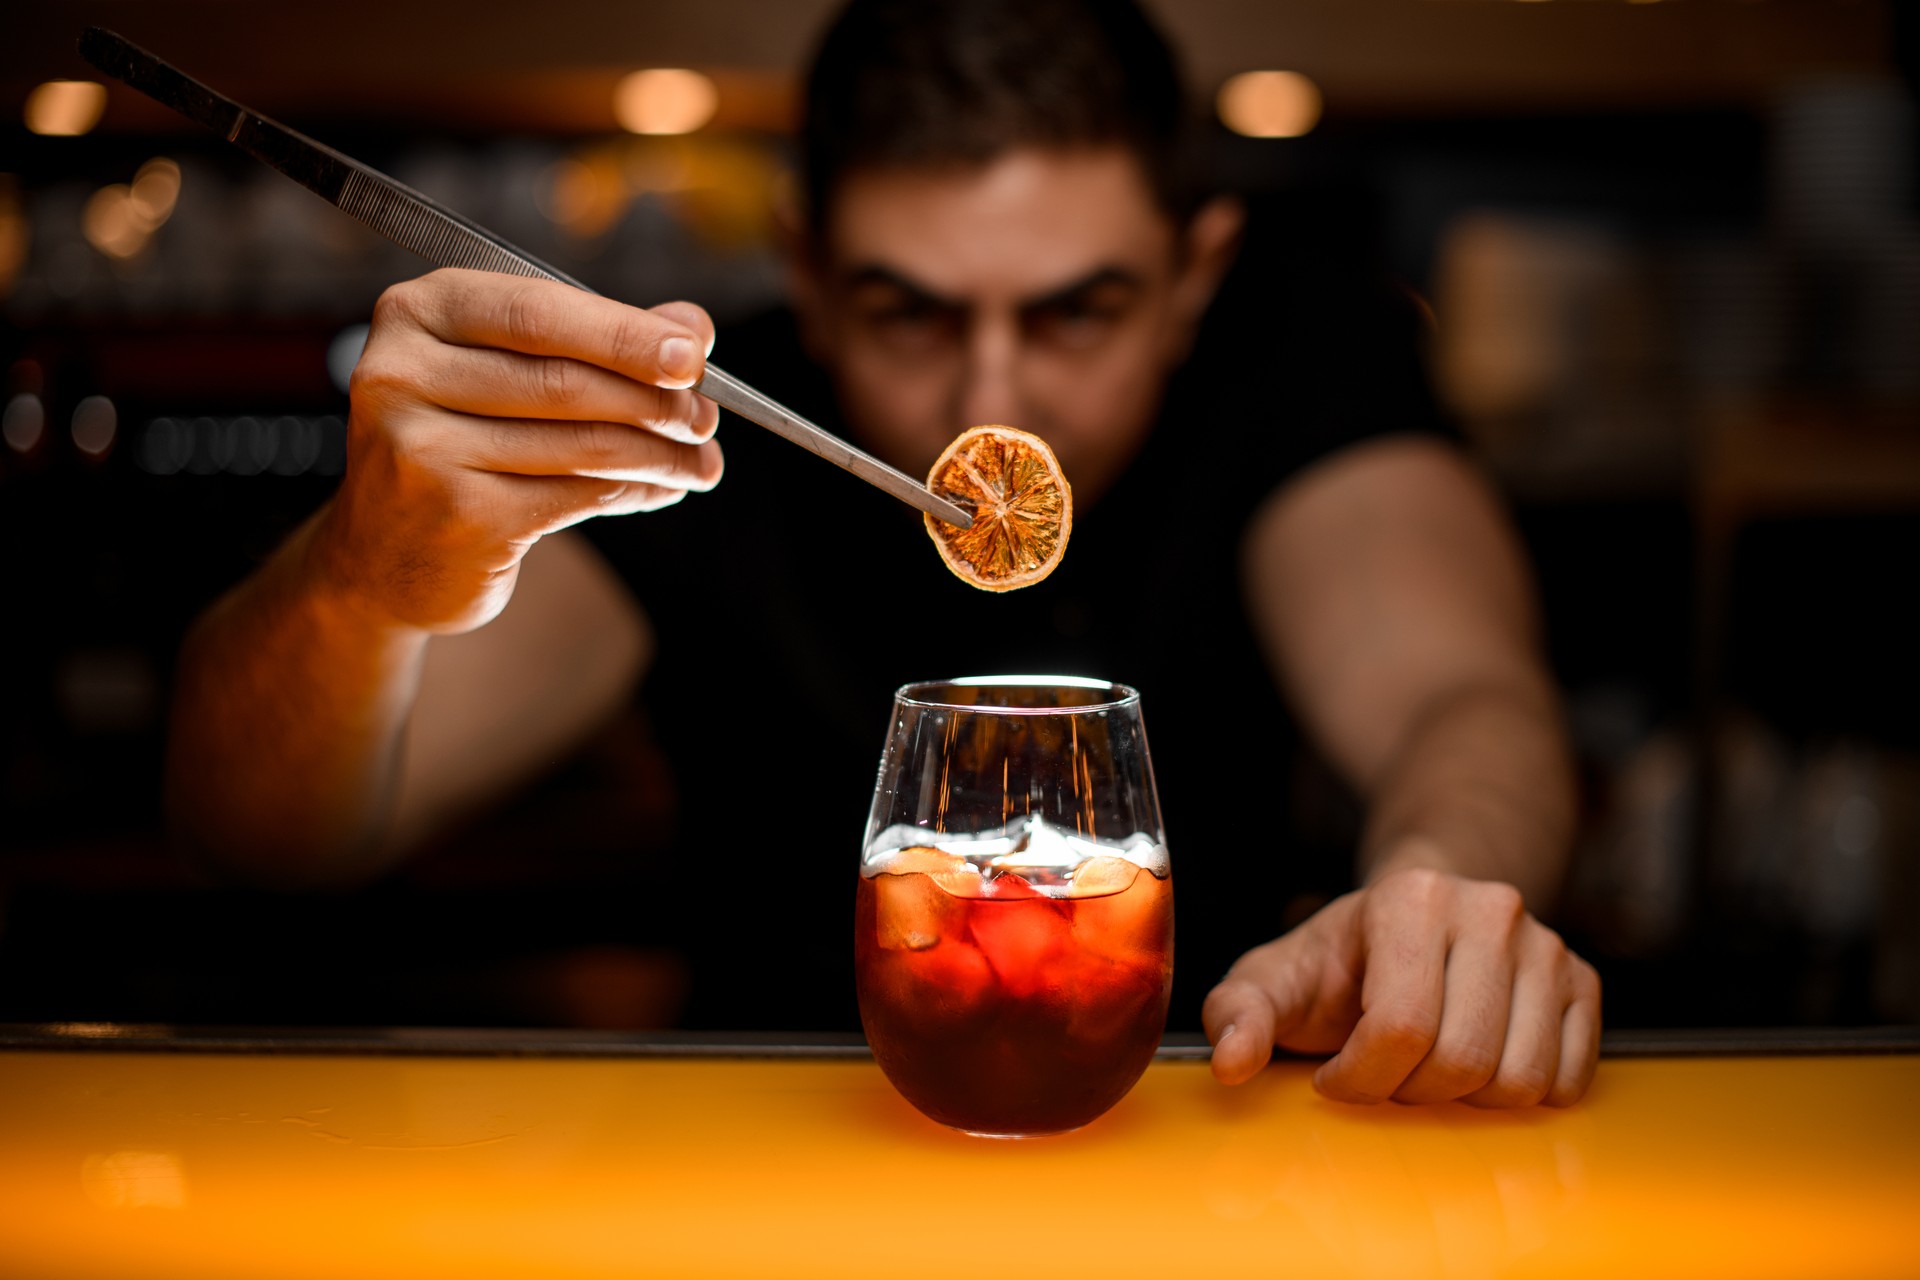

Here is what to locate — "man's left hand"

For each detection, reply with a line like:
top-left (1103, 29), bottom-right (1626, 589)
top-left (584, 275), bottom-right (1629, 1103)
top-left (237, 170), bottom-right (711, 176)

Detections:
top-left (1201, 867), bottom-right (1601, 1106)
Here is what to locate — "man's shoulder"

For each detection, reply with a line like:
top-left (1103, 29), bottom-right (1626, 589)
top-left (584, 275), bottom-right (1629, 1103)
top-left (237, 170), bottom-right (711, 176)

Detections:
top-left (1162, 205), bottom-right (1455, 516)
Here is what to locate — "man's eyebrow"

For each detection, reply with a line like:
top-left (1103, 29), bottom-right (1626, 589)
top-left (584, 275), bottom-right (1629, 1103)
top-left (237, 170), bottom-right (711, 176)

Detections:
top-left (840, 264), bottom-right (1145, 312)
top-left (1019, 266), bottom-right (1144, 311)
top-left (840, 265), bottom-right (963, 310)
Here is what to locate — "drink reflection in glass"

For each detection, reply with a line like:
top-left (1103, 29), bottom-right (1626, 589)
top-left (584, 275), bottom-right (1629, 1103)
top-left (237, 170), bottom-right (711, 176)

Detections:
top-left (855, 677), bottom-right (1173, 1137)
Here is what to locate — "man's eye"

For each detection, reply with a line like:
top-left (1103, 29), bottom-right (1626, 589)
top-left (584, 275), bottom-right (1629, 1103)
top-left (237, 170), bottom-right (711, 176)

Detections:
top-left (874, 304), bottom-right (938, 327)
top-left (862, 302), bottom-right (962, 347)
top-left (1025, 300), bottom-right (1125, 347)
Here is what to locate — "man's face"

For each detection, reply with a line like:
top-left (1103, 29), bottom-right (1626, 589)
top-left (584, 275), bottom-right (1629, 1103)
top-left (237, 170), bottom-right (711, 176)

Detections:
top-left (793, 147), bottom-right (1232, 504)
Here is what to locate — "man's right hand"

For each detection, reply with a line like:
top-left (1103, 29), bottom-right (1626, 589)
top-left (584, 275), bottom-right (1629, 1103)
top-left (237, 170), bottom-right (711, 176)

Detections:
top-left (312, 268), bottom-right (724, 635)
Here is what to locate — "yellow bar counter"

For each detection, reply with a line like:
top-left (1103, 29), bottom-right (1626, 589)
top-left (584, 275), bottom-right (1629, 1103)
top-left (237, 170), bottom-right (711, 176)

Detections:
top-left (2, 1027), bottom-right (1915, 1280)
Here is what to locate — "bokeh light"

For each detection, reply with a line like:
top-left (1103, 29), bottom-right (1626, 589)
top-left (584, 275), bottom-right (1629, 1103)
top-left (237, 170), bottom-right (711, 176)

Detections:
top-left (25, 80), bottom-right (108, 137)
top-left (327, 324), bottom-right (370, 394)
top-left (1217, 70), bottom-right (1324, 139)
top-left (614, 69), bottom-right (719, 136)
top-left (129, 158), bottom-right (182, 226)
top-left (538, 153), bottom-right (629, 238)
top-left (81, 158), bottom-right (182, 261)
top-left (84, 184), bottom-right (147, 258)
top-left (71, 396), bottom-right (118, 458)
top-left (3, 393), bottom-right (46, 453)
top-left (0, 176), bottom-right (26, 298)
top-left (140, 415), bottom-right (345, 477)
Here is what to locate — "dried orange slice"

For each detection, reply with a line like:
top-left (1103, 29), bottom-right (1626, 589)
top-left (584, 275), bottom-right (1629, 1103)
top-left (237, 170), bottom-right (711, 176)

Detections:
top-left (923, 425), bottom-right (1072, 592)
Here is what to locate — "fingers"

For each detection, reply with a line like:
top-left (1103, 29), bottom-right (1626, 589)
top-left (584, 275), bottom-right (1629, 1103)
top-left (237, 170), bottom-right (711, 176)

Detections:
top-left (1313, 873), bottom-right (1451, 1104)
top-left (1202, 937), bottom-right (1315, 1086)
top-left (393, 343), bottom-right (720, 445)
top-left (506, 475), bottom-right (694, 534)
top-left (458, 416), bottom-right (724, 491)
top-left (1548, 955), bottom-right (1602, 1106)
top-left (649, 300), bottom-right (717, 356)
top-left (1201, 981), bottom-right (1276, 1086)
top-left (381, 270), bottom-right (713, 390)
top-left (1214, 870), bottom-right (1604, 1109)
top-left (1458, 932), bottom-right (1600, 1108)
top-left (1390, 894), bottom-right (1522, 1103)
top-left (1460, 927), bottom-right (1565, 1108)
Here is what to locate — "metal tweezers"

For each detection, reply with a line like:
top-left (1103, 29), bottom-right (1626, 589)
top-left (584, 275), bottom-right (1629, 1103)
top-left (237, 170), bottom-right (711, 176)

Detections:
top-left (78, 27), bottom-right (973, 529)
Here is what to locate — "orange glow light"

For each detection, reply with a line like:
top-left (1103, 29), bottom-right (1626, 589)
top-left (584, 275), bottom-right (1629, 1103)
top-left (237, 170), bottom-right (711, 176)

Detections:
top-left (1217, 70), bottom-right (1323, 138)
top-left (129, 158), bottom-right (182, 227)
top-left (83, 185), bottom-right (148, 259)
top-left (614, 69), bottom-right (719, 136)
top-left (25, 80), bottom-right (108, 137)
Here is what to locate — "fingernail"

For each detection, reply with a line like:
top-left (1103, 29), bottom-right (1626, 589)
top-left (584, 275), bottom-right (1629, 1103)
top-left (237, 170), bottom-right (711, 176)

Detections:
top-left (659, 337), bottom-right (696, 383)
top-left (1218, 1023), bottom-right (1237, 1043)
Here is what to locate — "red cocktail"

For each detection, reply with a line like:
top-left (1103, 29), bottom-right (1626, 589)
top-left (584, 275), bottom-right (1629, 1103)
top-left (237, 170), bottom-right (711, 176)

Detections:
top-left (856, 678), bottom-right (1173, 1137)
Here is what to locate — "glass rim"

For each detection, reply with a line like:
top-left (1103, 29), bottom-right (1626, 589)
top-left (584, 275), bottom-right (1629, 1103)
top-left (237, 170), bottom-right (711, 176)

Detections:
top-left (892, 675), bottom-right (1140, 715)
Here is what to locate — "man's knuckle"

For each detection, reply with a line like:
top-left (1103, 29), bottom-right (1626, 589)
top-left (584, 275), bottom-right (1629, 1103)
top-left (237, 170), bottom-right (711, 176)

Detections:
top-left (634, 384), bottom-right (686, 431)
top-left (499, 283), bottom-right (555, 346)
top-left (346, 354), bottom-right (392, 402)
top-left (386, 420), bottom-right (449, 476)
top-left (372, 281), bottom-right (422, 330)
top-left (536, 356), bottom-right (586, 407)
top-left (606, 313), bottom-right (657, 376)
top-left (1502, 1065), bottom-right (1553, 1104)
top-left (1483, 881), bottom-right (1525, 918)
top-left (1442, 1043), bottom-right (1502, 1090)
top-left (569, 421), bottom-right (620, 468)
top-left (1545, 1077), bottom-right (1587, 1107)
top-left (1388, 866), bottom-right (1449, 909)
top-left (1475, 881), bottom-right (1527, 935)
top-left (1371, 1008), bottom-right (1438, 1056)
top-left (1572, 957), bottom-right (1602, 1002)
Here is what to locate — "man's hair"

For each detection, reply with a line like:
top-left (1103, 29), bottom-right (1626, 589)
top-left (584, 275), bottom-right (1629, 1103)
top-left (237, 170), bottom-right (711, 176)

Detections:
top-left (800, 0), bottom-right (1193, 231)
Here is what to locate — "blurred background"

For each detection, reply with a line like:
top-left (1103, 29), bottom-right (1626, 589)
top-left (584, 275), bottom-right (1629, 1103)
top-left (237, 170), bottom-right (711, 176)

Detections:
top-left (2, 0), bottom-right (1917, 1031)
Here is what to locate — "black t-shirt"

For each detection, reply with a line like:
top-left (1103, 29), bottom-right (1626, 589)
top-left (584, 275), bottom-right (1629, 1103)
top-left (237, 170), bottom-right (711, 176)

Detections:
top-left (585, 249), bottom-right (1451, 1031)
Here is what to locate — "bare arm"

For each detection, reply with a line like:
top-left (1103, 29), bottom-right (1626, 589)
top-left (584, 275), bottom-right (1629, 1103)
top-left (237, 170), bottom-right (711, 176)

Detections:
top-left (1203, 436), bottom-right (1599, 1106)
top-left (166, 511), bottom-right (429, 885)
top-left (1244, 435), bottom-right (1573, 907)
top-left (390, 531), bottom-right (649, 856)
top-left (167, 269), bottom-right (721, 886)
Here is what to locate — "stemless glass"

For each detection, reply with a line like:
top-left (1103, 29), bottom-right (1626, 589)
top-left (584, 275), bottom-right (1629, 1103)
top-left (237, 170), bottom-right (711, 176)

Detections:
top-left (854, 677), bottom-right (1173, 1137)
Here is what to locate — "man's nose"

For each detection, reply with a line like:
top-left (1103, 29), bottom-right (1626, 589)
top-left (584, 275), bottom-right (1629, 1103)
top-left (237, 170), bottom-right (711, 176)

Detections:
top-left (956, 314), bottom-right (1024, 429)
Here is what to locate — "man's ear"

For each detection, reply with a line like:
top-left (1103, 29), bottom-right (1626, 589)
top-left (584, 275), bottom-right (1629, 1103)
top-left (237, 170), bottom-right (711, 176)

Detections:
top-left (1170, 194), bottom-right (1245, 340)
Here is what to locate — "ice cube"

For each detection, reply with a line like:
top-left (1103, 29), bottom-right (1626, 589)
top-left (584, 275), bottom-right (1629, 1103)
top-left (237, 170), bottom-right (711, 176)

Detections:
top-left (1060, 954), bottom-right (1164, 1047)
top-left (981, 871), bottom-right (1039, 900)
top-left (876, 846), bottom-right (971, 878)
top-left (1067, 855), bottom-right (1142, 899)
top-left (1069, 866), bottom-right (1172, 969)
top-left (872, 857), bottom-right (971, 951)
top-left (968, 891), bottom-right (1073, 997)
top-left (862, 940), bottom-right (1000, 1037)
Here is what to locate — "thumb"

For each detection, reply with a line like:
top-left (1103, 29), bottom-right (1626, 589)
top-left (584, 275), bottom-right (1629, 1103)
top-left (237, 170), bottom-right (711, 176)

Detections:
top-left (1201, 935), bottom-right (1316, 1086)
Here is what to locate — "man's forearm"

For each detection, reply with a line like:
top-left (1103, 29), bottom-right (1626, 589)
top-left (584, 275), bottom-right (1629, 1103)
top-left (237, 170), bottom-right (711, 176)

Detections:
top-left (166, 508), bottom-right (428, 885)
top-left (1357, 680), bottom-right (1575, 912)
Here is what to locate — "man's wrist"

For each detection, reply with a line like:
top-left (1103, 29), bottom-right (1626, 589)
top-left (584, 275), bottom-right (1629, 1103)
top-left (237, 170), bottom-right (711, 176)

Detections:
top-left (1364, 834), bottom-right (1468, 886)
top-left (295, 504), bottom-right (427, 651)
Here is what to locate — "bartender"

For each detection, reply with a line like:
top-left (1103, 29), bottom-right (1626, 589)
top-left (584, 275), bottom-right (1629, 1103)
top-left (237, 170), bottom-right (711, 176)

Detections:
top-left (167, 0), bottom-right (1599, 1107)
